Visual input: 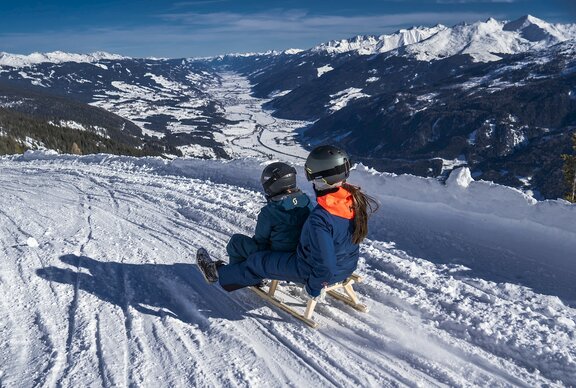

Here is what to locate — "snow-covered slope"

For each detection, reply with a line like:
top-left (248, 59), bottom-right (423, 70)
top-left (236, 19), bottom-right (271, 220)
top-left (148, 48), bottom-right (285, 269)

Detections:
top-left (1, 150), bottom-right (575, 386)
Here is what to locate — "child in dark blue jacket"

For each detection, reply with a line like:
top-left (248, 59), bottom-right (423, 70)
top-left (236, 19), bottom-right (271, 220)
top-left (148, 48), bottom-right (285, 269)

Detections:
top-left (226, 162), bottom-right (313, 265)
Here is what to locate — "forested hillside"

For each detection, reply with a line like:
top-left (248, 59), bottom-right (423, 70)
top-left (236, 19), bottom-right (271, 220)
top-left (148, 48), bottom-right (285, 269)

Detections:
top-left (0, 81), bottom-right (179, 156)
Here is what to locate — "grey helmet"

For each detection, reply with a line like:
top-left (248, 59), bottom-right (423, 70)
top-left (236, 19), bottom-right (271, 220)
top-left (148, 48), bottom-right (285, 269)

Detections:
top-left (305, 145), bottom-right (351, 185)
top-left (261, 162), bottom-right (297, 197)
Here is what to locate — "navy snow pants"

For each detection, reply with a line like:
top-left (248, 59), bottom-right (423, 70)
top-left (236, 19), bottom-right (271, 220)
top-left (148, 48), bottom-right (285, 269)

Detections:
top-left (218, 250), bottom-right (308, 292)
top-left (226, 234), bottom-right (260, 265)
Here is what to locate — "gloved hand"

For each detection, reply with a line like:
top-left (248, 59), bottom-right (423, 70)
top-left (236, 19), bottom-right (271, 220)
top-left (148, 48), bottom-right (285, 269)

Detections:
top-left (306, 284), bottom-right (326, 302)
top-left (313, 288), bottom-right (327, 302)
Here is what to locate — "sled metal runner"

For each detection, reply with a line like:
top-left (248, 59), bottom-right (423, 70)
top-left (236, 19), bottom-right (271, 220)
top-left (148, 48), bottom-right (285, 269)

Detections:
top-left (249, 274), bottom-right (368, 328)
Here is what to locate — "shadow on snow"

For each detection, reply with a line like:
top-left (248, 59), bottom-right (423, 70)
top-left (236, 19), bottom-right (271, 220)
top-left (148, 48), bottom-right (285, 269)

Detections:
top-left (35, 254), bottom-right (267, 326)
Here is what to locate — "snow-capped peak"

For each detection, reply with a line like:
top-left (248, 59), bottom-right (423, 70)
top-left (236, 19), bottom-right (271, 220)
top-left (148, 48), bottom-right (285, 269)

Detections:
top-left (503, 14), bottom-right (569, 42)
top-left (401, 15), bottom-right (576, 62)
top-left (283, 48), bottom-right (304, 55)
top-left (312, 25), bottom-right (448, 55)
top-left (504, 14), bottom-right (549, 31)
top-left (0, 51), bottom-right (128, 68)
top-left (309, 15), bottom-right (576, 62)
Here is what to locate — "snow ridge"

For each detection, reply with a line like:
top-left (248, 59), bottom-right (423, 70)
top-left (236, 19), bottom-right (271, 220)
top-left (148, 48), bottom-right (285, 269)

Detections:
top-left (312, 25), bottom-right (447, 55)
top-left (0, 51), bottom-right (128, 68)
top-left (311, 15), bottom-right (576, 62)
top-left (401, 15), bottom-right (576, 62)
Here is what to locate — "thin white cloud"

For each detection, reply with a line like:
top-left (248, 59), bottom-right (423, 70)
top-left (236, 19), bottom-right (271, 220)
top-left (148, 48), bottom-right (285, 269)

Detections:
top-left (172, 0), bottom-right (230, 7)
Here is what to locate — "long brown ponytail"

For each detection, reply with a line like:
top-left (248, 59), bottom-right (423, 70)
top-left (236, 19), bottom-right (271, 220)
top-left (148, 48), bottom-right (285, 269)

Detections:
top-left (342, 183), bottom-right (379, 244)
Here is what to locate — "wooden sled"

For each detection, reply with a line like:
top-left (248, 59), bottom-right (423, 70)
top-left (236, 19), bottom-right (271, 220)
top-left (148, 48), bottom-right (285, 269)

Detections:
top-left (249, 274), bottom-right (368, 328)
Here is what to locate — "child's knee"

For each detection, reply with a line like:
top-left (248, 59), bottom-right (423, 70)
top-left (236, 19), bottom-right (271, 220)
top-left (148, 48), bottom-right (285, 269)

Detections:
top-left (227, 234), bottom-right (247, 251)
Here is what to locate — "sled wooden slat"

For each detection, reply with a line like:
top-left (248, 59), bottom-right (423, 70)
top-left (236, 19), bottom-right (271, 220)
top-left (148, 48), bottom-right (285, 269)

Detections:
top-left (324, 275), bottom-right (368, 313)
top-left (326, 288), bottom-right (368, 312)
top-left (249, 273), bottom-right (367, 328)
top-left (250, 285), bottom-right (319, 328)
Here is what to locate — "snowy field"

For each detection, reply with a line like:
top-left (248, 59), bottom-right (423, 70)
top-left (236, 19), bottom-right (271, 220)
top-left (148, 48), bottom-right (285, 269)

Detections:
top-left (212, 72), bottom-right (311, 163)
top-left (1, 150), bottom-right (575, 387)
top-left (90, 70), bottom-right (312, 163)
top-left (88, 67), bottom-right (309, 160)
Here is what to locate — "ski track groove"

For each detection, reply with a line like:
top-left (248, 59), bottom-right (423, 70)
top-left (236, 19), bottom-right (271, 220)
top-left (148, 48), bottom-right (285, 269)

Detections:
top-left (175, 271), bottom-right (343, 385)
top-left (58, 258), bottom-right (81, 387)
top-left (149, 323), bottom-right (182, 384)
top-left (119, 265), bottom-right (140, 388)
top-left (263, 328), bottom-right (346, 386)
top-left (0, 274), bottom-right (30, 386)
top-left (214, 286), bottom-right (365, 386)
top-left (94, 314), bottom-right (110, 388)
top-left (56, 185), bottom-right (96, 387)
top-left (269, 289), bottom-right (441, 387)
top-left (100, 180), bottom-right (134, 388)
top-left (358, 249), bottom-right (549, 386)
top-left (158, 320), bottom-right (206, 386)
top-left (166, 275), bottom-right (273, 385)
top-left (326, 314), bottom-right (460, 386)
top-left (30, 302), bottom-right (66, 388)
top-left (0, 195), bottom-right (68, 386)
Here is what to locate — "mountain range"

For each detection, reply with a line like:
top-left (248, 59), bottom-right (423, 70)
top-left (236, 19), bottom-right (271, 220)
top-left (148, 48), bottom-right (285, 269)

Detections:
top-left (1, 15), bottom-right (575, 199)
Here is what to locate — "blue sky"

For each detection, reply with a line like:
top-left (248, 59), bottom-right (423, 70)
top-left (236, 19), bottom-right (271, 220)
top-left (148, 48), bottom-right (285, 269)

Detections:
top-left (0, 0), bottom-right (574, 58)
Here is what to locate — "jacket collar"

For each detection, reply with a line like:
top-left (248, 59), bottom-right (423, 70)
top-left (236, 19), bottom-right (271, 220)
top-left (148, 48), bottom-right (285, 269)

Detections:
top-left (316, 187), bottom-right (354, 219)
top-left (268, 190), bottom-right (309, 210)
top-left (268, 188), bottom-right (301, 202)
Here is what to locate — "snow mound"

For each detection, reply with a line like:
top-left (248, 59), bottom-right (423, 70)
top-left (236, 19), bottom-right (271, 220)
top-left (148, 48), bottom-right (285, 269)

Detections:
top-left (26, 237), bottom-right (39, 248)
top-left (445, 167), bottom-right (474, 189)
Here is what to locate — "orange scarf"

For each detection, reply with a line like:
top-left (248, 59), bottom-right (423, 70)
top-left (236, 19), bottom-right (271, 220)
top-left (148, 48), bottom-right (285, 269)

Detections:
top-left (317, 187), bottom-right (355, 219)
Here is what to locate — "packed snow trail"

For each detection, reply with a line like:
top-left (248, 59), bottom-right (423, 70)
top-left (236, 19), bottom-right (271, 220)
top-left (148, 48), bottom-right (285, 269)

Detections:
top-left (0, 153), bottom-right (575, 387)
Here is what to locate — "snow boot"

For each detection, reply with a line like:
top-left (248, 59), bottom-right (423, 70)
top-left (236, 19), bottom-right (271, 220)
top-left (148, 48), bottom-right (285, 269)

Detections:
top-left (196, 248), bottom-right (219, 283)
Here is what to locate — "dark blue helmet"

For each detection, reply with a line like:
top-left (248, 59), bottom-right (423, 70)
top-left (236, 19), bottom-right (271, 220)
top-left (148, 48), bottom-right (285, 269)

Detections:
top-left (261, 162), bottom-right (297, 197)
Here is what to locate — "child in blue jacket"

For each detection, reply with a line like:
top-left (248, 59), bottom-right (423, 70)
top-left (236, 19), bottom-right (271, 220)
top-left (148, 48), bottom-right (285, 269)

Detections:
top-left (226, 162), bottom-right (313, 265)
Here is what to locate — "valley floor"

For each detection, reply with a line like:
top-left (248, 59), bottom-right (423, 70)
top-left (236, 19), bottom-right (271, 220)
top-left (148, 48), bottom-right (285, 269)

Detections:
top-left (213, 71), bottom-right (311, 163)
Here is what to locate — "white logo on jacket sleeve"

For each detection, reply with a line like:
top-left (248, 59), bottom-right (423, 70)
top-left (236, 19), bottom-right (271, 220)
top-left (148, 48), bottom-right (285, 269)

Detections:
top-left (293, 198), bottom-right (298, 205)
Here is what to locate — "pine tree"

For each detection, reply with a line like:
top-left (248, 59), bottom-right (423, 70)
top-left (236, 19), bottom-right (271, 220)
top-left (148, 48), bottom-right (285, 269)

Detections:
top-left (561, 133), bottom-right (576, 202)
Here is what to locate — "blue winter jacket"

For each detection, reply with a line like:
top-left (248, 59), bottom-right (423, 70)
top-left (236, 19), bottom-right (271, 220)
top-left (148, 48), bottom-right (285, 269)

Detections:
top-left (254, 191), bottom-right (313, 252)
top-left (296, 188), bottom-right (359, 297)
